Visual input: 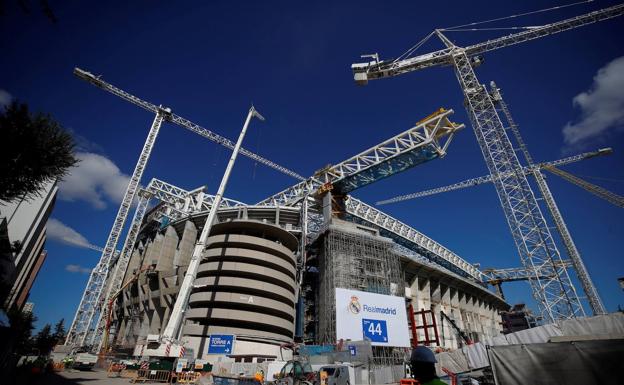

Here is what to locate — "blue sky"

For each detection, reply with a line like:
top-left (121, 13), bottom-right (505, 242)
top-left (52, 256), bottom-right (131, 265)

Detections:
top-left (1, 0), bottom-right (623, 330)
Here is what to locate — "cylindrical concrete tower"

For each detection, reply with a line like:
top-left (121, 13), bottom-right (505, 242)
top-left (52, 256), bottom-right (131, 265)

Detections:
top-left (182, 220), bottom-right (298, 358)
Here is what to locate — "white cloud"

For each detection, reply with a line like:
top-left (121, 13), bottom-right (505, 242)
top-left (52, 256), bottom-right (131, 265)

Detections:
top-left (47, 218), bottom-right (91, 249)
top-left (65, 264), bottom-right (92, 274)
top-left (59, 152), bottom-right (130, 209)
top-left (0, 89), bottom-right (12, 107)
top-left (563, 56), bottom-right (624, 148)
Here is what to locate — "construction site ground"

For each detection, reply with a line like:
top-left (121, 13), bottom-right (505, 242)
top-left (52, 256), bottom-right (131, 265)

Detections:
top-left (21, 369), bottom-right (130, 385)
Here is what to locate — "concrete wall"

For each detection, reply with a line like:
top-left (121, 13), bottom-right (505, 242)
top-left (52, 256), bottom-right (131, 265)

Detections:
top-left (407, 275), bottom-right (504, 349)
top-left (183, 220), bottom-right (299, 358)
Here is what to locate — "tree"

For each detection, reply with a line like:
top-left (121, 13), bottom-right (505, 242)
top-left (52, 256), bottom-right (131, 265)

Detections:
top-left (0, 101), bottom-right (78, 202)
top-left (53, 318), bottom-right (66, 344)
top-left (7, 307), bottom-right (36, 355)
top-left (34, 324), bottom-right (56, 355)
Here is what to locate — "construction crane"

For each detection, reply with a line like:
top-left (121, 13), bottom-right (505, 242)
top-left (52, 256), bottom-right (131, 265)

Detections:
top-left (375, 86), bottom-right (616, 316)
top-left (258, 108), bottom-right (462, 207)
top-left (65, 69), bottom-right (297, 349)
top-left (59, 237), bottom-right (105, 253)
top-left (155, 106), bottom-right (264, 355)
top-left (377, 148), bottom-right (612, 204)
top-left (351, 3), bottom-right (624, 322)
top-left (483, 260), bottom-right (574, 300)
top-left (258, 109), bottom-right (481, 279)
top-left (542, 165), bottom-right (624, 208)
top-left (89, 179), bottom-right (245, 352)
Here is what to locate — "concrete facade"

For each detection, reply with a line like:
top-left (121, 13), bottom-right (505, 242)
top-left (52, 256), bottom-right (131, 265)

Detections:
top-left (113, 206), bottom-right (302, 359)
top-left (0, 180), bottom-right (57, 310)
top-left (111, 204), bottom-right (506, 360)
top-left (182, 220), bottom-right (299, 359)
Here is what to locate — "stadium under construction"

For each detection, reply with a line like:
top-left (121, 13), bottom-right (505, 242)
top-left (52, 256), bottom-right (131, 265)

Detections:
top-left (57, 3), bottom-right (624, 383)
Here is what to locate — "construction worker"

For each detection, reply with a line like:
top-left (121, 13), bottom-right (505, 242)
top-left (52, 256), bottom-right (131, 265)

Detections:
top-left (409, 346), bottom-right (445, 385)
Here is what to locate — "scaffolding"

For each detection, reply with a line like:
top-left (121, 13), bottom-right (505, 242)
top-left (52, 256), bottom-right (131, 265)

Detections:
top-left (315, 221), bottom-right (405, 364)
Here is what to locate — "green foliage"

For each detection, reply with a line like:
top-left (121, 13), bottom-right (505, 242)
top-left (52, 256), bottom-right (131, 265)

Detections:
top-left (35, 324), bottom-right (56, 355)
top-left (0, 101), bottom-right (78, 202)
top-left (7, 307), bottom-right (36, 355)
top-left (53, 318), bottom-right (66, 342)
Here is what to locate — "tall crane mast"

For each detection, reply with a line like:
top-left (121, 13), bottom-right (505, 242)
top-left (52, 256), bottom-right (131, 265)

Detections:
top-left (66, 110), bottom-right (167, 347)
top-left (351, 3), bottom-right (624, 322)
top-left (66, 69), bottom-right (298, 348)
top-left (491, 82), bottom-right (606, 315)
top-left (160, 106), bottom-right (264, 345)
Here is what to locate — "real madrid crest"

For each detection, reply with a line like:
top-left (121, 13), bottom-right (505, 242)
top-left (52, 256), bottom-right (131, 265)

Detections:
top-left (348, 295), bottom-right (361, 314)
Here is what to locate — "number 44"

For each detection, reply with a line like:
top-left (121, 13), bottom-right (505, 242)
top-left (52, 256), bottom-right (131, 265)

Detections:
top-left (368, 322), bottom-right (382, 335)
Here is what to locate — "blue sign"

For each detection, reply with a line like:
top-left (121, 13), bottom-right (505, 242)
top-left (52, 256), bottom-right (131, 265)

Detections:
top-left (208, 334), bottom-right (235, 354)
top-left (348, 345), bottom-right (357, 356)
top-left (362, 319), bottom-right (388, 343)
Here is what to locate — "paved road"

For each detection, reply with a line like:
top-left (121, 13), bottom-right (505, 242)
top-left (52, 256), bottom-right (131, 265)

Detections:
top-left (27, 369), bottom-right (132, 385)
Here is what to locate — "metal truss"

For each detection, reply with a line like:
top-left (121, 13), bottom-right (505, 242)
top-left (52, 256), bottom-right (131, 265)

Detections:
top-left (74, 68), bottom-right (304, 181)
top-left (90, 191), bottom-right (151, 351)
top-left (377, 149), bottom-right (611, 204)
top-left (543, 165), bottom-right (624, 208)
top-left (482, 260), bottom-right (573, 282)
top-left (344, 196), bottom-right (481, 279)
top-left (257, 109), bottom-right (463, 206)
top-left (70, 66), bottom-right (272, 349)
top-left (490, 82), bottom-right (606, 315)
top-left (89, 178), bottom-right (246, 351)
top-left (65, 111), bottom-right (166, 347)
top-left (351, 4), bottom-right (624, 82)
top-left (349, 3), bottom-right (624, 322)
top-left (453, 49), bottom-right (583, 321)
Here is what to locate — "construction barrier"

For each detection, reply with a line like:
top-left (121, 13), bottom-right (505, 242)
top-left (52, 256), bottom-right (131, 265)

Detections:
top-left (132, 369), bottom-right (172, 383)
top-left (121, 369), bottom-right (139, 380)
top-left (107, 363), bottom-right (126, 377)
top-left (52, 362), bottom-right (65, 372)
top-left (176, 371), bottom-right (203, 384)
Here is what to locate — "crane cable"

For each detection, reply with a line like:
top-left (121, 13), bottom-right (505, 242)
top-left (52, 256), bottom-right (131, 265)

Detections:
top-left (394, 31), bottom-right (435, 63)
top-left (392, 0), bottom-right (593, 62)
top-left (441, 0), bottom-right (593, 31)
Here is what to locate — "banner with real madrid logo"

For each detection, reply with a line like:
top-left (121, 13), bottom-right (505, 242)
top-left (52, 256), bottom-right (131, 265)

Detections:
top-left (335, 288), bottom-right (410, 347)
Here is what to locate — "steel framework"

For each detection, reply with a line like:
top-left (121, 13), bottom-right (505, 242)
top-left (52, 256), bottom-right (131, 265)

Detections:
top-left (68, 67), bottom-right (293, 348)
top-left (66, 111), bottom-right (167, 347)
top-left (256, 109), bottom-right (479, 278)
top-left (377, 149), bottom-right (611, 204)
top-left (257, 109), bottom-right (463, 206)
top-left (543, 165), bottom-right (624, 208)
top-left (491, 82), bottom-right (606, 315)
top-left (90, 178), bottom-right (247, 351)
top-left (351, 3), bottom-right (624, 321)
top-left (345, 196), bottom-right (481, 279)
top-left (456, 49), bottom-right (581, 320)
top-left (74, 68), bottom-right (303, 181)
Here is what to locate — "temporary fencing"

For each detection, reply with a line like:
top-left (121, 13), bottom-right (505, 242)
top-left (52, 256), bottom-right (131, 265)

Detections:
top-left (176, 371), bottom-right (203, 384)
top-left (132, 369), bottom-right (172, 383)
top-left (121, 369), bottom-right (139, 380)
